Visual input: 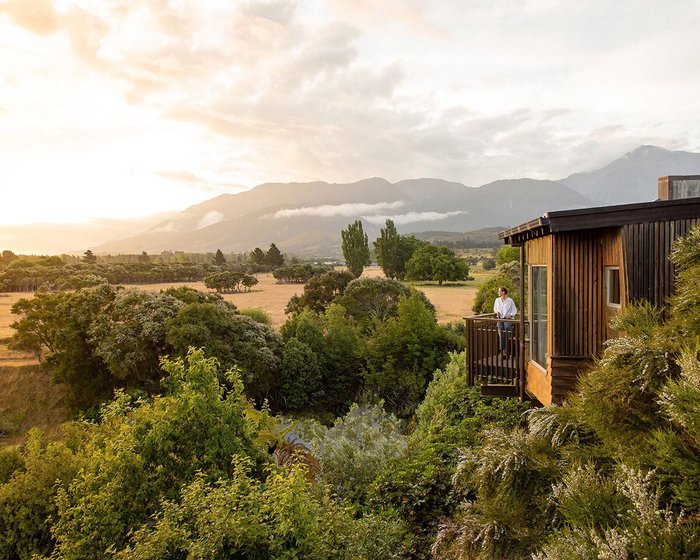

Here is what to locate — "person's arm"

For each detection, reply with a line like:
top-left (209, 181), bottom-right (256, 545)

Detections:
top-left (493, 298), bottom-right (500, 317)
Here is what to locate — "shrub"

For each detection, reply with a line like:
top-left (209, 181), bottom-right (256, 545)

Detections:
top-left (309, 404), bottom-right (407, 505)
top-left (239, 307), bottom-right (273, 326)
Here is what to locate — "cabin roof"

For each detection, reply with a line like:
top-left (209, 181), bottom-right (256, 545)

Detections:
top-left (499, 196), bottom-right (700, 245)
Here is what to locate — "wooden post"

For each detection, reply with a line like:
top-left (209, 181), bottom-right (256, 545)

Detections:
top-left (519, 244), bottom-right (526, 401)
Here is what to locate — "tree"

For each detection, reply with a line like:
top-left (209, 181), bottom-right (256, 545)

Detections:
top-left (213, 249), bottom-right (226, 264)
top-left (374, 219), bottom-right (402, 279)
top-left (285, 270), bottom-right (354, 314)
top-left (374, 219), bottom-right (425, 280)
top-left (405, 245), bottom-right (469, 285)
top-left (166, 303), bottom-right (283, 405)
top-left (363, 291), bottom-right (452, 416)
top-left (82, 249), bottom-right (97, 263)
top-left (0, 250), bottom-right (17, 267)
top-left (251, 247), bottom-right (266, 264)
top-left (89, 289), bottom-right (184, 389)
top-left (336, 277), bottom-right (435, 326)
top-left (496, 244), bottom-right (520, 266)
top-left (9, 286), bottom-right (118, 408)
top-left (279, 339), bottom-right (323, 411)
top-left (341, 220), bottom-right (370, 278)
top-left (265, 243), bottom-right (284, 267)
top-left (241, 274), bottom-right (259, 292)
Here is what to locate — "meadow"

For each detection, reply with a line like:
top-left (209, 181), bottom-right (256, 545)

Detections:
top-left (135, 266), bottom-right (480, 328)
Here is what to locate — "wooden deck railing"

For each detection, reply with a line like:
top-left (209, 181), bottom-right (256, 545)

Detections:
top-left (465, 315), bottom-right (524, 396)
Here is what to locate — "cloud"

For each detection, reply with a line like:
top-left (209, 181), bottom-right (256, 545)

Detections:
top-left (364, 211), bottom-right (468, 225)
top-left (156, 170), bottom-right (248, 193)
top-left (196, 210), bottom-right (224, 229)
top-left (149, 221), bottom-right (177, 233)
top-left (272, 201), bottom-right (405, 219)
top-left (0, 0), bottom-right (59, 34)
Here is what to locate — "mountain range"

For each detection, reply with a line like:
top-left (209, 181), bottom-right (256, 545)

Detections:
top-left (6, 145), bottom-right (700, 256)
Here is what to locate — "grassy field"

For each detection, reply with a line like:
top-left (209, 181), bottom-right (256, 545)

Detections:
top-left (137, 266), bottom-right (488, 328)
top-left (0, 266), bottom-right (493, 337)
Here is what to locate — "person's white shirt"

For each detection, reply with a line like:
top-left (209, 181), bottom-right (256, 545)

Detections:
top-left (493, 296), bottom-right (517, 319)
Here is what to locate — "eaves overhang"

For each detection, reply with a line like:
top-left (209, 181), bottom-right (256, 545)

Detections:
top-left (497, 196), bottom-right (700, 246)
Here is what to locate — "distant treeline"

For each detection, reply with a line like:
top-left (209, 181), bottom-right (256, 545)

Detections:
top-left (413, 227), bottom-right (503, 249)
top-left (0, 249), bottom-right (286, 292)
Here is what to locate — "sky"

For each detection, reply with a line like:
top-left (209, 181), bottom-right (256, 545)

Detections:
top-left (1, 0), bottom-right (700, 225)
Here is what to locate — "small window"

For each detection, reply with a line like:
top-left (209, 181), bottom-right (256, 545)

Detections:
top-left (606, 267), bottom-right (621, 307)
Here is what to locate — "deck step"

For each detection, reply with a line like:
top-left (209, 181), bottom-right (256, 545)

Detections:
top-left (480, 383), bottom-right (519, 397)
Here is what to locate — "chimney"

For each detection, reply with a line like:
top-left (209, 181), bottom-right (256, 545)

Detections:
top-left (658, 175), bottom-right (700, 200)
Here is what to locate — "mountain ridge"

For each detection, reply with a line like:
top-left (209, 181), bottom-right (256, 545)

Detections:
top-left (93, 145), bottom-right (700, 257)
top-left (5, 145), bottom-right (699, 256)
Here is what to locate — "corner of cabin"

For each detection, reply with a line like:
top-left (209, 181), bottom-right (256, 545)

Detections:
top-left (524, 359), bottom-right (551, 406)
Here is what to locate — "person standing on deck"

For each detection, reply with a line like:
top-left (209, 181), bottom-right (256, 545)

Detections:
top-left (493, 286), bottom-right (517, 357)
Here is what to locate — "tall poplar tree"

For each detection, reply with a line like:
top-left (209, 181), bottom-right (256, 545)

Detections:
top-left (374, 219), bottom-right (402, 279)
top-left (341, 220), bottom-right (370, 278)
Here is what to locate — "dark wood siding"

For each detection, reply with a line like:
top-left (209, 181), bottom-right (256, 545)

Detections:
top-left (552, 230), bottom-right (610, 359)
top-left (622, 219), bottom-right (700, 307)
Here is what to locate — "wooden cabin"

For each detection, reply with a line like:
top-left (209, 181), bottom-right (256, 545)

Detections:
top-left (466, 175), bottom-right (700, 405)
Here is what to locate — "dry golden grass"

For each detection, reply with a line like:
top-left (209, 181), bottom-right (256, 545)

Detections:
top-left (0, 362), bottom-right (69, 445)
top-left (0, 293), bottom-right (38, 366)
top-left (137, 266), bottom-right (477, 328)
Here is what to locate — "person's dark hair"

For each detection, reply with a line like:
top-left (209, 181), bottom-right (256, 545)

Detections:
top-left (499, 286), bottom-right (509, 295)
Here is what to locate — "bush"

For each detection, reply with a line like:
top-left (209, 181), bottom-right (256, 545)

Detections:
top-left (309, 404), bottom-right (407, 505)
top-left (495, 245), bottom-right (519, 266)
top-left (364, 291), bottom-right (452, 416)
top-left (239, 307), bottom-right (273, 326)
top-left (471, 273), bottom-right (518, 315)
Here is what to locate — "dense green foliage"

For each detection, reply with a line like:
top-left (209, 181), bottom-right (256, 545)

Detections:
top-left (405, 245), bottom-right (469, 285)
top-left (373, 219), bottom-right (424, 280)
top-left (204, 270), bottom-right (259, 292)
top-left (363, 291), bottom-right (452, 416)
top-left (340, 220), bottom-right (371, 278)
top-left (285, 270), bottom-right (354, 314)
top-left (336, 277), bottom-right (435, 326)
top-left (0, 350), bottom-right (409, 559)
top-left (471, 269), bottom-right (519, 314)
top-left (8, 286), bottom-right (283, 409)
top-left (495, 244), bottom-right (520, 266)
top-left (272, 263), bottom-right (334, 283)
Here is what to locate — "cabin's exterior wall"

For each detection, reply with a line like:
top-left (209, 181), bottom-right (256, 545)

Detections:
top-left (622, 219), bottom-right (700, 308)
top-left (525, 236), bottom-right (553, 405)
top-left (528, 228), bottom-right (623, 405)
top-left (552, 229), bottom-right (610, 358)
top-left (601, 228), bottom-right (625, 339)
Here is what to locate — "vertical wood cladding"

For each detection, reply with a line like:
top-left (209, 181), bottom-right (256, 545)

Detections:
top-left (622, 219), bottom-right (699, 307)
top-left (552, 229), bottom-right (613, 358)
top-left (526, 236), bottom-right (551, 265)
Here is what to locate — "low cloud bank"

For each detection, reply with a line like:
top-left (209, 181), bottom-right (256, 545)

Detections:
top-left (272, 201), bottom-right (405, 219)
top-left (364, 211), bottom-right (468, 225)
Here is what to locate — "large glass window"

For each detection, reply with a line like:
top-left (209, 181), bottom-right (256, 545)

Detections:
top-left (530, 265), bottom-right (548, 368)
